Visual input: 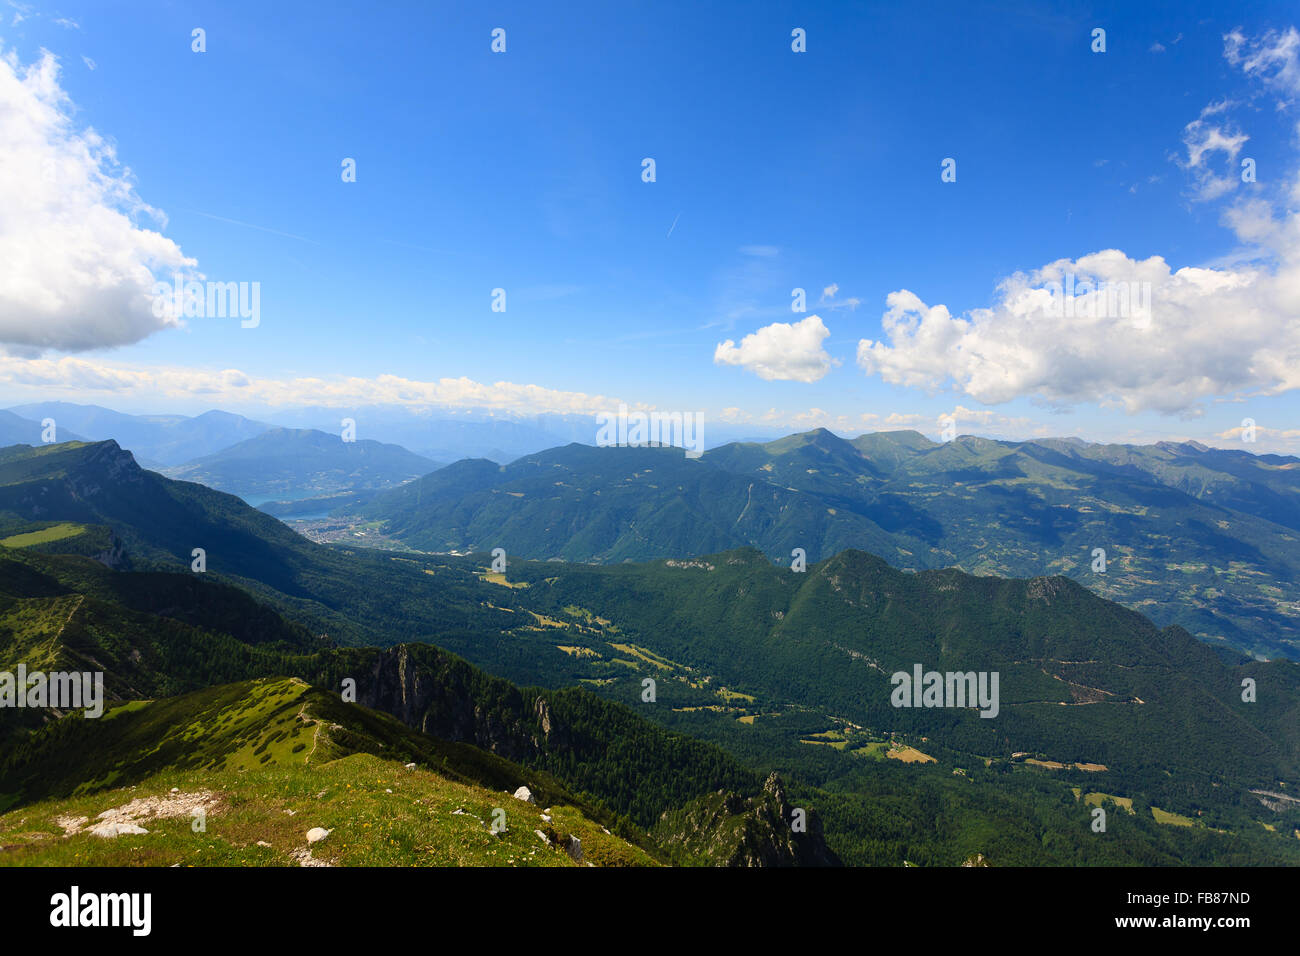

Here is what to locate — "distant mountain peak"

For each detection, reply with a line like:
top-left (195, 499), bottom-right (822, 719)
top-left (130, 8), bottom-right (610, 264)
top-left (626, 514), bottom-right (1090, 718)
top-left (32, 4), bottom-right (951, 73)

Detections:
top-left (762, 427), bottom-right (859, 457)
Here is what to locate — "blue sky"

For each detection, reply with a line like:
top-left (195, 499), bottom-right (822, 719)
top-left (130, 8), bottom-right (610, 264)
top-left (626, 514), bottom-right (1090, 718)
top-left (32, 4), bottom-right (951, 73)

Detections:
top-left (2, 0), bottom-right (1300, 452)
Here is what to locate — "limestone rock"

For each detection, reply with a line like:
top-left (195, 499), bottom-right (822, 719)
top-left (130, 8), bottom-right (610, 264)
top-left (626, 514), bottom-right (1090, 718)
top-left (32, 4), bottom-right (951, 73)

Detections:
top-left (90, 822), bottom-right (148, 838)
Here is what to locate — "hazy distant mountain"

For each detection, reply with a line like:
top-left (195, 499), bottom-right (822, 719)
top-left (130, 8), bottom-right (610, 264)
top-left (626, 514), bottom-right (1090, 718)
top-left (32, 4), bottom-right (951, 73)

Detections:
top-left (348, 428), bottom-right (1300, 659)
top-left (7, 403), bottom-right (271, 465)
top-left (163, 427), bottom-right (441, 501)
top-left (1, 401), bottom-right (792, 467)
top-left (0, 409), bottom-right (86, 447)
top-left (209, 405), bottom-right (787, 463)
top-left (1033, 438), bottom-right (1300, 534)
top-left (225, 406), bottom-right (578, 463)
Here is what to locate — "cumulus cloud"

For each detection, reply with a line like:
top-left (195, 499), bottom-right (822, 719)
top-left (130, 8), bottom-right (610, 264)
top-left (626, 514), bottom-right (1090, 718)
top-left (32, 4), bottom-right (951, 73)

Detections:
top-left (859, 28), bottom-right (1300, 416)
top-left (714, 315), bottom-right (835, 382)
top-left (857, 238), bottom-right (1300, 415)
top-left (0, 48), bottom-right (195, 352)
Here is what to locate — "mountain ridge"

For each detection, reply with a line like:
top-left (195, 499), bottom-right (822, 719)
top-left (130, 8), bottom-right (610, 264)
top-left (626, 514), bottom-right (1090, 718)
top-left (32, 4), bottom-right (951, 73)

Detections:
top-left (340, 428), bottom-right (1300, 658)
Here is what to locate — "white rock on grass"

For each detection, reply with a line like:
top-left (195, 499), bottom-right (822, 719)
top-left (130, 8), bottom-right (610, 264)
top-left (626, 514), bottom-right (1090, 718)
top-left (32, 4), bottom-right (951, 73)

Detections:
top-left (90, 823), bottom-right (148, 838)
top-left (513, 786), bottom-right (536, 804)
top-left (306, 827), bottom-right (332, 844)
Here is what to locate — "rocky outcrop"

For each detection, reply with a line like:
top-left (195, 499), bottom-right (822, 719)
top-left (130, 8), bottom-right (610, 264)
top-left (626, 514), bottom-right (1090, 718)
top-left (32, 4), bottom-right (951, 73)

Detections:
top-left (67, 441), bottom-right (144, 501)
top-left (650, 771), bottom-right (840, 867)
top-left (565, 835), bottom-right (583, 863)
top-left (533, 696), bottom-right (569, 750)
top-left (349, 645), bottom-right (545, 764)
top-left (92, 532), bottom-right (128, 570)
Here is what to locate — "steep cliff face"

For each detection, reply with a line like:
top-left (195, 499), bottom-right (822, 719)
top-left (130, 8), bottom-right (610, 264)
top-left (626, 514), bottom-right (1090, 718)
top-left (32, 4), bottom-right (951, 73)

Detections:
top-left (67, 441), bottom-right (145, 500)
top-left (326, 644), bottom-right (828, 865)
top-left (341, 644), bottom-right (659, 770)
top-left (353, 645), bottom-right (543, 763)
top-left (650, 771), bottom-right (840, 867)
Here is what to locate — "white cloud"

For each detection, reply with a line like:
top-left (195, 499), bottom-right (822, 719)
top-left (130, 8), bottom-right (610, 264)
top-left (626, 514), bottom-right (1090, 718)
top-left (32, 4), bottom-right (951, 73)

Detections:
top-left (1214, 421), bottom-right (1300, 452)
top-left (819, 282), bottom-right (861, 311)
top-left (859, 29), bottom-right (1300, 417)
top-left (1177, 100), bottom-right (1248, 202)
top-left (857, 229), bottom-right (1300, 415)
top-left (1224, 26), bottom-right (1300, 104)
top-left (1181, 103), bottom-right (1247, 168)
top-left (81, 55), bottom-right (95, 71)
top-left (0, 355), bottom-right (634, 416)
top-left (0, 48), bottom-right (195, 352)
top-left (714, 315), bottom-right (835, 382)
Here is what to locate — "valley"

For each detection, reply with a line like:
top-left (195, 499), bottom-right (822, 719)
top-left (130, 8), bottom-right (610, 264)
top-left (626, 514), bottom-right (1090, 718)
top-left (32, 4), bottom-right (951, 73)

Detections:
top-left (336, 430), bottom-right (1300, 660)
top-left (0, 438), bottom-right (1297, 866)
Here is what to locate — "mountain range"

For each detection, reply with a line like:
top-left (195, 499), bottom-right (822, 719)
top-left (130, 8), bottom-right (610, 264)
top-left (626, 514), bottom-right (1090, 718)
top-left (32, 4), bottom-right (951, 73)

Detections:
top-left (9, 403), bottom-right (269, 468)
top-left (341, 429), bottom-right (1300, 660)
top-left (0, 439), bottom-right (1297, 865)
top-left (161, 427), bottom-right (442, 502)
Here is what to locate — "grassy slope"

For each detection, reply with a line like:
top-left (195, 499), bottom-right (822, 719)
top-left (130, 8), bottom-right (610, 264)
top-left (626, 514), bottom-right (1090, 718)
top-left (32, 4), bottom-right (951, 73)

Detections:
top-left (0, 678), bottom-right (658, 867)
top-left (0, 548), bottom-right (764, 850)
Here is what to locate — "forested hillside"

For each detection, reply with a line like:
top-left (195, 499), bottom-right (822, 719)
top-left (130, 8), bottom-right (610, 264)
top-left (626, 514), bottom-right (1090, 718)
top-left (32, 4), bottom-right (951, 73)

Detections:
top-left (347, 429), bottom-right (1300, 658)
